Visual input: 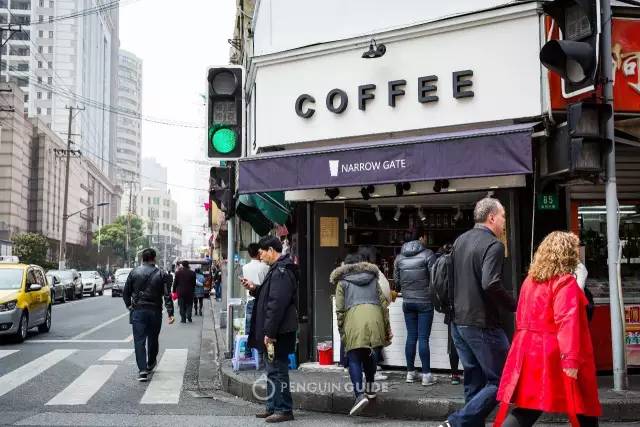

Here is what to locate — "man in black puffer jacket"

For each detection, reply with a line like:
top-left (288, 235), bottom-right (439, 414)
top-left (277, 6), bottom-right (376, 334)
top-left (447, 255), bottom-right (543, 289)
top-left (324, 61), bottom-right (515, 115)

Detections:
top-left (123, 248), bottom-right (175, 382)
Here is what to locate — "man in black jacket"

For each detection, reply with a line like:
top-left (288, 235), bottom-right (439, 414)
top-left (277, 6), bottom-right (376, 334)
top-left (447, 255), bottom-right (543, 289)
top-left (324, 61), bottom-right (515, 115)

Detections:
top-left (241, 236), bottom-right (297, 424)
top-left (442, 198), bottom-right (517, 427)
top-left (173, 261), bottom-right (196, 323)
top-left (123, 248), bottom-right (175, 382)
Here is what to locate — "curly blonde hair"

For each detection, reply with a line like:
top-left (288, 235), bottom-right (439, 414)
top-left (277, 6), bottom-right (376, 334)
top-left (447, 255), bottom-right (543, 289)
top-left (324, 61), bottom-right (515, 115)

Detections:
top-left (528, 231), bottom-right (580, 283)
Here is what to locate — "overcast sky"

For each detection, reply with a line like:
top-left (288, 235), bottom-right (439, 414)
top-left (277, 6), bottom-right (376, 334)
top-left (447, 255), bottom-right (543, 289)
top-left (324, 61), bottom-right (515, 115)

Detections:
top-left (119, 0), bottom-right (235, 245)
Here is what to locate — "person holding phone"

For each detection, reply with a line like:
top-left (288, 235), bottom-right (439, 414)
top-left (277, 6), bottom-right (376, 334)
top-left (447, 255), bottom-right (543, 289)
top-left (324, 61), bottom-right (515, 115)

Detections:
top-left (242, 243), bottom-right (269, 336)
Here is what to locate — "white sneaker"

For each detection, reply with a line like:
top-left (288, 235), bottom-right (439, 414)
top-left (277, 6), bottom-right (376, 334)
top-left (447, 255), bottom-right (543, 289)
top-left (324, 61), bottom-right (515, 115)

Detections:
top-left (422, 373), bottom-right (437, 386)
top-left (374, 372), bottom-right (388, 381)
top-left (406, 370), bottom-right (417, 383)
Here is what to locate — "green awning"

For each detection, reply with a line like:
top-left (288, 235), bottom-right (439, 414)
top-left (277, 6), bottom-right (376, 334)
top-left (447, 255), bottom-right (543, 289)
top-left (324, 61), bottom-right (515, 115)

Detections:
top-left (236, 195), bottom-right (273, 237)
top-left (252, 192), bottom-right (290, 225)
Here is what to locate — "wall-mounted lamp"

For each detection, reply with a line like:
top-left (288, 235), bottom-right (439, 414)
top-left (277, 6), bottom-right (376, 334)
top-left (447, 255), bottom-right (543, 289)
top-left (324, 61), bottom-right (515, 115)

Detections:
top-left (417, 207), bottom-right (426, 222)
top-left (433, 179), bottom-right (450, 193)
top-left (362, 39), bottom-right (386, 59)
top-left (393, 206), bottom-right (403, 222)
top-left (325, 187), bottom-right (340, 200)
top-left (359, 185), bottom-right (375, 200)
top-left (395, 182), bottom-right (411, 197)
top-left (374, 206), bottom-right (382, 222)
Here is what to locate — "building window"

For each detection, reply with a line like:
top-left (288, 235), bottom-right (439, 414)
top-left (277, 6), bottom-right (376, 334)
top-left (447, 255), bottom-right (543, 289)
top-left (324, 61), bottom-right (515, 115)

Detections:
top-left (47, 76), bottom-right (52, 84)
top-left (37, 107), bottom-right (41, 114)
top-left (39, 0), bottom-right (44, 6)
top-left (47, 92), bottom-right (51, 100)
top-left (24, 94), bottom-right (28, 102)
top-left (49, 0), bottom-right (54, 7)
top-left (38, 61), bottom-right (43, 68)
top-left (37, 76), bottom-right (42, 83)
top-left (48, 16), bottom-right (53, 23)
top-left (49, 31), bottom-right (54, 38)
top-left (38, 30), bottom-right (44, 38)
top-left (37, 92), bottom-right (42, 99)
top-left (39, 15), bottom-right (44, 23)
top-left (48, 46), bottom-right (53, 54)
top-left (38, 46), bottom-right (43, 53)
top-left (47, 61), bottom-right (52, 68)
top-left (47, 108), bottom-right (51, 115)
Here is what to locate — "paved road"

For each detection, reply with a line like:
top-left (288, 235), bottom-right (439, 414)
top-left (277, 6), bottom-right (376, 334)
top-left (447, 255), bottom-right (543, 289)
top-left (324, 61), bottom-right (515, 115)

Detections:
top-left (1, 291), bottom-right (635, 426)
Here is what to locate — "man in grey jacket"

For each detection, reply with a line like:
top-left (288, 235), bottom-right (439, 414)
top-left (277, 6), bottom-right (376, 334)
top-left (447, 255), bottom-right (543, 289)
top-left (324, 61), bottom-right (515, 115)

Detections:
top-left (394, 227), bottom-right (436, 386)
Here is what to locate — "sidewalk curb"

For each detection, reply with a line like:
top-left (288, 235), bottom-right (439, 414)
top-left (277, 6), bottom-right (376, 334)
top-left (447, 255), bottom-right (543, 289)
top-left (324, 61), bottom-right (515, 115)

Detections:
top-left (219, 363), bottom-right (640, 422)
top-left (197, 297), bottom-right (220, 392)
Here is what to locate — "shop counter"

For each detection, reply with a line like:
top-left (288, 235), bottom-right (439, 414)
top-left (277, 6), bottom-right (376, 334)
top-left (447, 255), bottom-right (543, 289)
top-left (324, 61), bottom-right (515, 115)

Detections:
top-left (332, 296), bottom-right (458, 370)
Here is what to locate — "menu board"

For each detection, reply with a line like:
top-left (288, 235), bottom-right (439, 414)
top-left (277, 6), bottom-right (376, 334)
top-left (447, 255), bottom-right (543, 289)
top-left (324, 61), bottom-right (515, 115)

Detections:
top-left (319, 217), bottom-right (339, 247)
top-left (625, 305), bottom-right (640, 366)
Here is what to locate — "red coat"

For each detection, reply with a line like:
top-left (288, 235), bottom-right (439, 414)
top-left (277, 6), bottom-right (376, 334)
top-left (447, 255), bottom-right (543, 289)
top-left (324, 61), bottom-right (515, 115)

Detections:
top-left (494, 274), bottom-right (601, 426)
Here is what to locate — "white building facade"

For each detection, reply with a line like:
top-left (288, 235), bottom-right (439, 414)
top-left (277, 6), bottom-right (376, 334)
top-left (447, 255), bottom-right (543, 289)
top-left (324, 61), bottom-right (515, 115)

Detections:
top-left (115, 49), bottom-right (142, 189)
top-left (135, 187), bottom-right (182, 267)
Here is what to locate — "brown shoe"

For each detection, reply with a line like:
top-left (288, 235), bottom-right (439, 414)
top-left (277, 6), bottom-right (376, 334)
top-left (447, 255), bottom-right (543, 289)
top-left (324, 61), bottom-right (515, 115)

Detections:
top-left (255, 412), bottom-right (274, 419)
top-left (265, 413), bottom-right (294, 423)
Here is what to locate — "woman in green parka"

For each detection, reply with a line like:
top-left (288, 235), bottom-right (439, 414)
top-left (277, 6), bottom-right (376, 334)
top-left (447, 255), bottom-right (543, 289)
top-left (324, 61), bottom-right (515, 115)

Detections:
top-left (330, 254), bottom-right (392, 416)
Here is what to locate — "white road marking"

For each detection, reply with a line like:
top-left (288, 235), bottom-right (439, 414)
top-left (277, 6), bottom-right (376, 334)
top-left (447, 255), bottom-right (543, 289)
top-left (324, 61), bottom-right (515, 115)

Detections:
top-left (98, 349), bottom-right (134, 362)
top-left (0, 349), bottom-right (19, 360)
top-left (71, 312), bottom-right (130, 340)
top-left (0, 349), bottom-right (76, 398)
top-left (140, 349), bottom-right (188, 404)
top-left (46, 364), bottom-right (118, 405)
top-left (27, 339), bottom-right (131, 343)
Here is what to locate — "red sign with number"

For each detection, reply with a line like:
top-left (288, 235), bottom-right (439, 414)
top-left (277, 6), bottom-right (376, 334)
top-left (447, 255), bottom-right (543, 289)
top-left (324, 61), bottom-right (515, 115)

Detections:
top-left (549, 17), bottom-right (640, 113)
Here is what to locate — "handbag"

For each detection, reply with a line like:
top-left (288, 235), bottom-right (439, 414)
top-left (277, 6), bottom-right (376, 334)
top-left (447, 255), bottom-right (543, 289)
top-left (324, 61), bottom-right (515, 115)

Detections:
top-left (171, 291), bottom-right (178, 301)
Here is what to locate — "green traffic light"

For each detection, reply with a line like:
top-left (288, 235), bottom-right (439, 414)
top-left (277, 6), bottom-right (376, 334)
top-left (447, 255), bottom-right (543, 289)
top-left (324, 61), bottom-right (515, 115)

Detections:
top-left (211, 128), bottom-right (237, 154)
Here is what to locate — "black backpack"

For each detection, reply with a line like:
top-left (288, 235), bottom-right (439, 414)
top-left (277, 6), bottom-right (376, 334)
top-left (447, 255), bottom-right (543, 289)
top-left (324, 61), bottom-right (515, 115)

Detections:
top-left (431, 249), bottom-right (455, 315)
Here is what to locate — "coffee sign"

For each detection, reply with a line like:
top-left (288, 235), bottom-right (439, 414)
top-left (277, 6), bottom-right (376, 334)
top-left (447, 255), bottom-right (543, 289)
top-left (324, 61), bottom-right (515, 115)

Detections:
top-left (295, 70), bottom-right (474, 118)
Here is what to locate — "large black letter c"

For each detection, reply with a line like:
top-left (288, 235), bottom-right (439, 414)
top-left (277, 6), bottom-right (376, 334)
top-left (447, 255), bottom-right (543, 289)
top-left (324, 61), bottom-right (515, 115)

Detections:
top-left (295, 94), bottom-right (316, 118)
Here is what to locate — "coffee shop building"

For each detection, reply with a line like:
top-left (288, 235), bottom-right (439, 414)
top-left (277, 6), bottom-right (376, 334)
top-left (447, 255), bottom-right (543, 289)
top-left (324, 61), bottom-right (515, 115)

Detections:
top-left (234, 0), bottom-right (640, 369)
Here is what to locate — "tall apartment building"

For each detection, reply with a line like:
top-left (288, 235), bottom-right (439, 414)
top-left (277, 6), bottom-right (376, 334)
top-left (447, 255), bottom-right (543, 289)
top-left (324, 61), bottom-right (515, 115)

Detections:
top-left (115, 49), bottom-right (142, 189)
top-left (141, 156), bottom-right (167, 192)
top-left (1, 0), bottom-right (119, 180)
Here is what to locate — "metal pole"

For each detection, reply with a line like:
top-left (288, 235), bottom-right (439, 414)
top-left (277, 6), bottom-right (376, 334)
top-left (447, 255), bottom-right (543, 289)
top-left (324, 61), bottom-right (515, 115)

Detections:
top-left (58, 106), bottom-right (74, 270)
top-left (226, 217), bottom-right (235, 353)
top-left (601, 0), bottom-right (628, 391)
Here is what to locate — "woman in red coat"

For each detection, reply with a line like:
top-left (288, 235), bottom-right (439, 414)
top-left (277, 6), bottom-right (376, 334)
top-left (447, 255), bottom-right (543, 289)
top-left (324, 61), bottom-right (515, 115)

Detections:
top-left (494, 231), bottom-right (601, 427)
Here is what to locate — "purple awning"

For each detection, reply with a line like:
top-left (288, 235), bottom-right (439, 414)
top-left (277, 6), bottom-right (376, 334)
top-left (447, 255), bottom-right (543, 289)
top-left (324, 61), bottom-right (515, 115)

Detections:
top-left (238, 123), bottom-right (534, 194)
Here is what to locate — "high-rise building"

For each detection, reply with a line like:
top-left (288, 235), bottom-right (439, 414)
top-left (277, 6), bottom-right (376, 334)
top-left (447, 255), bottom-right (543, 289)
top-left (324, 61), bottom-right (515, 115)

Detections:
top-left (115, 49), bottom-right (142, 189)
top-left (141, 157), bottom-right (167, 192)
top-left (2, 0), bottom-right (119, 179)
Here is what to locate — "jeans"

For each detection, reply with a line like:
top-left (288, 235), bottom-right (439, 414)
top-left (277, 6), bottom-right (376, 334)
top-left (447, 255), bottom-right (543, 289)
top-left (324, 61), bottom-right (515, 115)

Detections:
top-left (245, 299), bottom-right (256, 357)
top-left (347, 348), bottom-right (377, 397)
top-left (131, 309), bottom-right (162, 372)
top-left (502, 408), bottom-right (599, 427)
top-left (402, 302), bottom-right (434, 372)
top-left (265, 338), bottom-right (294, 415)
top-left (448, 323), bottom-right (461, 375)
top-left (214, 281), bottom-right (222, 300)
top-left (178, 297), bottom-right (193, 321)
top-left (448, 324), bottom-right (510, 427)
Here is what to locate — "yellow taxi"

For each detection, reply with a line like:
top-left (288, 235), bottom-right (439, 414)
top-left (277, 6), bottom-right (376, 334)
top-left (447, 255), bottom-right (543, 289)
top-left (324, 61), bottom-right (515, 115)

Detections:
top-left (0, 257), bottom-right (52, 342)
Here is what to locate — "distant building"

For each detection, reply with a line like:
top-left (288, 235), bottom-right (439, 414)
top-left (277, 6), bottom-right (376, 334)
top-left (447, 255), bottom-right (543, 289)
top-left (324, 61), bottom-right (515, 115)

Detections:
top-left (115, 49), bottom-right (143, 190)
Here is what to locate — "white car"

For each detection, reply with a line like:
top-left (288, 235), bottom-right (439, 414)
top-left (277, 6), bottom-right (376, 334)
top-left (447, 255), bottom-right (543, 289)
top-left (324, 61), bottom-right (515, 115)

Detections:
top-left (79, 271), bottom-right (104, 297)
top-left (111, 268), bottom-right (132, 298)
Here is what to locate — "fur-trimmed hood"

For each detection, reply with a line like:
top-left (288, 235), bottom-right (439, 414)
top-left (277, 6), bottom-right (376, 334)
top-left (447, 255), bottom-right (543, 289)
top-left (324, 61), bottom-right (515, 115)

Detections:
top-left (330, 262), bottom-right (380, 285)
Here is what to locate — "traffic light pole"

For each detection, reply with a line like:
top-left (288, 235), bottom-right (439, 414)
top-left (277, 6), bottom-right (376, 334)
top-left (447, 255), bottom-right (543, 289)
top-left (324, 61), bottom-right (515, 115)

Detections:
top-left (602, 0), bottom-right (628, 391)
top-left (226, 217), bottom-right (235, 354)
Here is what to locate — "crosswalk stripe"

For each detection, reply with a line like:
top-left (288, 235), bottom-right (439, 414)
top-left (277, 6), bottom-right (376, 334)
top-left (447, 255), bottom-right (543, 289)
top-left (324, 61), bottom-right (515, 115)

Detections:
top-left (0, 349), bottom-right (76, 398)
top-left (0, 349), bottom-right (19, 360)
top-left (45, 364), bottom-right (118, 405)
top-left (98, 348), bottom-right (134, 362)
top-left (140, 349), bottom-right (188, 404)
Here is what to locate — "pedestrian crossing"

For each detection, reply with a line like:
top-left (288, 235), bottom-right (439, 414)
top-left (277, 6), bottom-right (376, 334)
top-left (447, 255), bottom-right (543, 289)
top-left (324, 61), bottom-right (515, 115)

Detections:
top-left (0, 348), bottom-right (189, 406)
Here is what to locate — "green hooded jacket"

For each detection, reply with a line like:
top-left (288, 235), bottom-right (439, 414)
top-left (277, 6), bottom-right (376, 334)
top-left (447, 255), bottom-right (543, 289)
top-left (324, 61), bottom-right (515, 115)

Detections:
top-left (330, 262), bottom-right (391, 352)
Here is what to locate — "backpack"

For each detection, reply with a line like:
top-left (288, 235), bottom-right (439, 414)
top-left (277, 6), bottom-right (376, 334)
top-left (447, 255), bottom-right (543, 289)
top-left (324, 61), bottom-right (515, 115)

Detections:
top-left (431, 249), bottom-right (454, 315)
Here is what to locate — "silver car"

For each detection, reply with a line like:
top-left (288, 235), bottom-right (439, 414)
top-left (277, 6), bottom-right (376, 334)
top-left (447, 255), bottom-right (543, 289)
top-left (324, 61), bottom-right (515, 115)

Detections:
top-left (47, 270), bottom-right (83, 300)
top-left (45, 272), bottom-right (66, 303)
top-left (111, 268), bottom-right (132, 298)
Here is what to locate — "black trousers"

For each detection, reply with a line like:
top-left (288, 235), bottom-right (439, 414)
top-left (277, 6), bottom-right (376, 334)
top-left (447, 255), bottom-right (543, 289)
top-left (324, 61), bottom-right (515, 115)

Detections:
top-left (502, 408), bottom-right (599, 427)
top-left (178, 297), bottom-right (193, 321)
top-left (447, 322), bottom-right (461, 375)
top-left (131, 309), bottom-right (162, 372)
top-left (193, 296), bottom-right (203, 313)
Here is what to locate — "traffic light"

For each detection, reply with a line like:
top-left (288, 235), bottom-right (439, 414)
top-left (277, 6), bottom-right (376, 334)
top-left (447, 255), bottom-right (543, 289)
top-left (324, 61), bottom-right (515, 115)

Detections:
top-left (540, 0), bottom-right (600, 98)
top-left (207, 66), bottom-right (243, 159)
top-left (541, 102), bottom-right (611, 177)
top-left (210, 164), bottom-right (236, 219)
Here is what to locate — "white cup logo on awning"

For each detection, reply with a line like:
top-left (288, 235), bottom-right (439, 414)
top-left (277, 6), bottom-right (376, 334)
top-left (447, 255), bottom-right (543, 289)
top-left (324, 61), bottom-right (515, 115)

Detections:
top-left (329, 160), bottom-right (340, 177)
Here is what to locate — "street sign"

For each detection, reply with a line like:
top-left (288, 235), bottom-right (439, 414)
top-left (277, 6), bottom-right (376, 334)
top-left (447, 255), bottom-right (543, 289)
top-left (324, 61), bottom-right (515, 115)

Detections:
top-left (537, 193), bottom-right (560, 210)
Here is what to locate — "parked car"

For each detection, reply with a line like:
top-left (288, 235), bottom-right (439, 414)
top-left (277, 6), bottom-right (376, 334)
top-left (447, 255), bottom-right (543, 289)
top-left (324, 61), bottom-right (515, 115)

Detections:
top-left (0, 260), bottom-right (52, 342)
top-left (45, 272), bottom-right (66, 303)
top-left (47, 269), bottom-right (83, 300)
top-left (79, 271), bottom-right (104, 297)
top-left (111, 268), bottom-right (132, 298)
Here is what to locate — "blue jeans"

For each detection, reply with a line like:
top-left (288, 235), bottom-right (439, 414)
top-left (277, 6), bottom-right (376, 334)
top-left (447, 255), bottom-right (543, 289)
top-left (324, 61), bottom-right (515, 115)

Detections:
top-left (402, 302), bottom-right (434, 372)
top-left (448, 323), bottom-right (510, 427)
top-left (347, 348), bottom-right (377, 398)
top-left (131, 309), bottom-right (162, 372)
top-left (214, 281), bottom-right (222, 300)
top-left (265, 348), bottom-right (293, 414)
